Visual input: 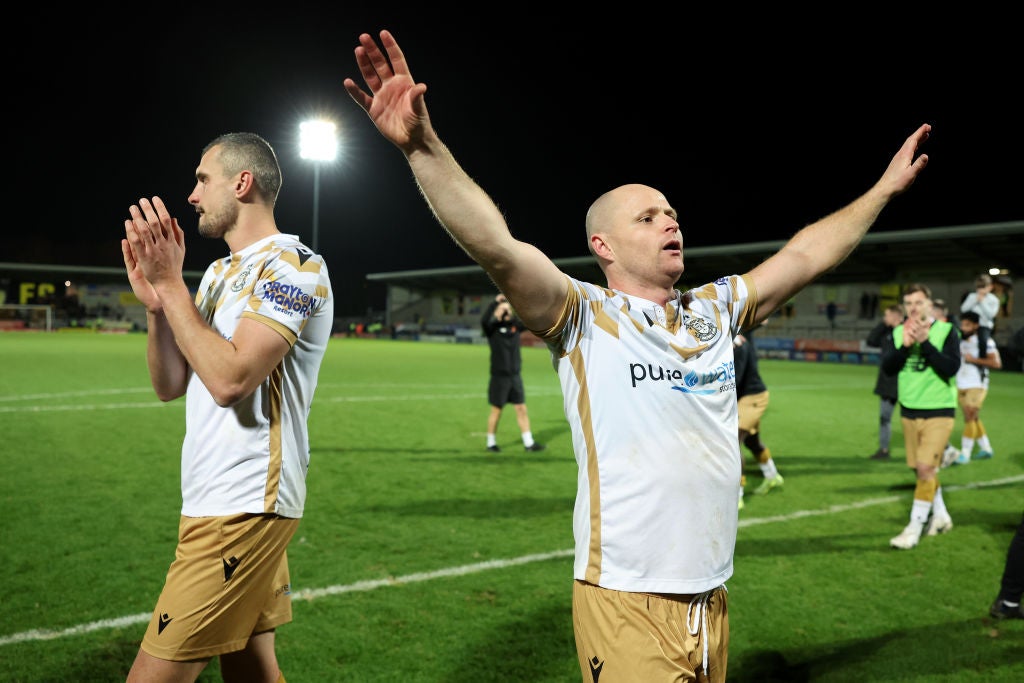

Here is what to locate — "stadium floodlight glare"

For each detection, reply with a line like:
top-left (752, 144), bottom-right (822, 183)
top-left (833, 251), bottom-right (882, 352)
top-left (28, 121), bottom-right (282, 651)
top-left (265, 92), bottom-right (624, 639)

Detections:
top-left (299, 119), bottom-right (339, 253)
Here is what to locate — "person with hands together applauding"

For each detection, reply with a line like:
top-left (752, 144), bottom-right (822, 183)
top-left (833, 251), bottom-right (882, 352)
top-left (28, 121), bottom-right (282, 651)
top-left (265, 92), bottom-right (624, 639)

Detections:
top-left (121, 132), bottom-right (333, 683)
top-left (883, 283), bottom-right (959, 550)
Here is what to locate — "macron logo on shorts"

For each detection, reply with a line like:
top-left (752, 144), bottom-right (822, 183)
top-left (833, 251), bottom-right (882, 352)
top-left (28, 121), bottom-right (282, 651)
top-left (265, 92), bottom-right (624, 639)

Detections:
top-left (157, 613), bottom-right (172, 635)
top-left (223, 555), bottom-right (240, 581)
top-left (588, 655), bottom-right (604, 682)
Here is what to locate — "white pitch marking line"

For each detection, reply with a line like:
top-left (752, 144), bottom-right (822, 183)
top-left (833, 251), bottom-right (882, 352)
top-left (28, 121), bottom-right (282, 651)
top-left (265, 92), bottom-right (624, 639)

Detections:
top-left (3, 474), bottom-right (1021, 648)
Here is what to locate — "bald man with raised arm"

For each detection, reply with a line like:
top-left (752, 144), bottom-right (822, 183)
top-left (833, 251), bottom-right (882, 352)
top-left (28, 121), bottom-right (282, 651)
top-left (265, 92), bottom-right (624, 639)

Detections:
top-left (344, 29), bottom-right (930, 683)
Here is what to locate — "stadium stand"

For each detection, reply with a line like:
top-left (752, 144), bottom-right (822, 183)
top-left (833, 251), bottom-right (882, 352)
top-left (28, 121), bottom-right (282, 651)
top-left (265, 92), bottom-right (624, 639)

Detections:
top-left (2, 221), bottom-right (1021, 367)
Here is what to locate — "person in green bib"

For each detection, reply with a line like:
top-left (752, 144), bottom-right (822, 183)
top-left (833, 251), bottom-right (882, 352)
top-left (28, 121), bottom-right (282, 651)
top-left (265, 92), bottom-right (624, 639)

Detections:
top-left (882, 283), bottom-right (961, 549)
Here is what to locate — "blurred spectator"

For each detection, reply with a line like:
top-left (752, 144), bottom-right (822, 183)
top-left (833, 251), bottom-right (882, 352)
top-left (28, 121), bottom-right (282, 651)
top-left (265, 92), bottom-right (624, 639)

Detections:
top-left (1010, 327), bottom-right (1024, 372)
top-left (826, 301), bottom-right (838, 328)
top-left (867, 304), bottom-right (903, 460)
top-left (950, 311), bottom-right (1001, 464)
top-left (961, 274), bottom-right (999, 360)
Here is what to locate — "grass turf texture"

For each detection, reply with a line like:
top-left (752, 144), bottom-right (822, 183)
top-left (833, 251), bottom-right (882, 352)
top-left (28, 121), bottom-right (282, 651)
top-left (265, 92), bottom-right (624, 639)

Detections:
top-left (1, 333), bottom-right (1021, 682)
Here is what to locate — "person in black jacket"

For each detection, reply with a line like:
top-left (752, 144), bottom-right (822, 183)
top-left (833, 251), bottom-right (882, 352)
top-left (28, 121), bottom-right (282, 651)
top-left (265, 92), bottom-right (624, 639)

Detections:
top-left (990, 510), bottom-right (1024, 619)
top-left (1011, 326), bottom-right (1024, 372)
top-left (481, 293), bottom-right (545, 453)
top-left (866, 304), bottom-right (904, 460)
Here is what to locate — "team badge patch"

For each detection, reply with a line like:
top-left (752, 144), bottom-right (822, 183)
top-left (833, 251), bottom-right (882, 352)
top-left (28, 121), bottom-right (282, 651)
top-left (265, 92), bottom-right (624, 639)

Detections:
top-left (685, 316), bottom-right (717, 342)
top-left (230, 264), bottom-right (255, 293)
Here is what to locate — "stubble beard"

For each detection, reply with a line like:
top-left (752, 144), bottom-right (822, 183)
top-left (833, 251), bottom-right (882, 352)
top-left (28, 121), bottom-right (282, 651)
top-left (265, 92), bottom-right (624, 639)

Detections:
top-left (196, 203), bottom-right (238, 240)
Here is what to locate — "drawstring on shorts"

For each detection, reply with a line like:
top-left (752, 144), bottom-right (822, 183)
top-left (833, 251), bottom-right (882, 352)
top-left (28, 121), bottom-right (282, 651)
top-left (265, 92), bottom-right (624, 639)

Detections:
top-left (686, 586), bottom-right (724, 679)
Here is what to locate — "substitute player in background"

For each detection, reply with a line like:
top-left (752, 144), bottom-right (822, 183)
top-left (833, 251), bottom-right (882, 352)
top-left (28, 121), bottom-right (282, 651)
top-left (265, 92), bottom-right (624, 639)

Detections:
top-left (121, 132), bottom-right (333, 683)
top-left (734, 322), bottom-right (783, 510)
top-left (883, 283), bottom-right (959, 549)
top-left (952, 310), bottom-right (1001, 464)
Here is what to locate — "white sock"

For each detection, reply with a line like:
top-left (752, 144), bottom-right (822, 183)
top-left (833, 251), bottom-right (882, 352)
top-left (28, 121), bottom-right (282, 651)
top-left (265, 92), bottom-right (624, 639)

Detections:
top-left (977, 435), bottom-right (992, 452)
top-left (759, 459), bottom-right (779, 480)
top-left (521, 431), bottom-right (534, 447)
top-left (911, 499), bottom-right (932, 525)
top-left (487, 434), bottom-right (497, 447)
top-left (932, 487), bottom-right (948, 517)
top-left (961, 437), bottom-right (975, 455)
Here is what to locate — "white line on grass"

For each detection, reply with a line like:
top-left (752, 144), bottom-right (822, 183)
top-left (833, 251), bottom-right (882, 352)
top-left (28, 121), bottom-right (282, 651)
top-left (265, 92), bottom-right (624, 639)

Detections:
top-left (3, 474), bottom-right (1021, 648)
top-left (291, 549), bottom-right (575, 602)
top-left (0, 388), bottom-right (563, 412)
top-left (0, 402), bottom-right (170, 413)
top-left (738, 475), bottom-right (1024, 527)
top-left (322, 389), bottom-right (562, 403)
top-left (0, 387), bottom-right (154, 403)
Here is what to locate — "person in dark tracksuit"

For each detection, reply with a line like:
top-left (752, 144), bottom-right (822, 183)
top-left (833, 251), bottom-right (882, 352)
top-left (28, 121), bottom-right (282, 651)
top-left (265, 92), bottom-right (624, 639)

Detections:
top-left (991, 511), bottom-right (1024, 619)
top-left (867, 304), bottom-right (903, 460)
top-left (481, 293), bottom-right (545, 453)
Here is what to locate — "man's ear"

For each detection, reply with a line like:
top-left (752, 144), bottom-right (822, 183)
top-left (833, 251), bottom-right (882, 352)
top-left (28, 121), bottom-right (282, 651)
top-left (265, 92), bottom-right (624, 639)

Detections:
top-left (235, 170), bottom-right (255, 199)
top-left (591, 234), bottom-right (613, 261)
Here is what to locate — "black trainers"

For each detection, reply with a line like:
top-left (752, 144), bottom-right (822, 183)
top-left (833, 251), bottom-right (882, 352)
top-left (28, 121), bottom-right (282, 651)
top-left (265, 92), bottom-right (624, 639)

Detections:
top-left (990, 599), bottom-right (1024, 619)
top-left (869, 449), bottom-right (891, 460)
top-left (487, 445), bottom-right (501, 453)
top-left (524, 443), bottom-right (546, 452)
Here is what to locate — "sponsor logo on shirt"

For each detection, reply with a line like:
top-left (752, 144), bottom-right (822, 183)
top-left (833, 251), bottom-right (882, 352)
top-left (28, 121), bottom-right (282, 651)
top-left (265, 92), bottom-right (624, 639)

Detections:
top-left (629, 360), bottom-right (735, 395)
top-left (262, 281), bottom-right (320, 318)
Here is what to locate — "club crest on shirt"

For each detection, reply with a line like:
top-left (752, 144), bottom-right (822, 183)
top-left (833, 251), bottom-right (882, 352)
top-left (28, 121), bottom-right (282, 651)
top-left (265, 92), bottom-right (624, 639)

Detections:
top-left (230, 264), bottom-right (256, 293)
top-left (685, 316), bottom-right (717, 342)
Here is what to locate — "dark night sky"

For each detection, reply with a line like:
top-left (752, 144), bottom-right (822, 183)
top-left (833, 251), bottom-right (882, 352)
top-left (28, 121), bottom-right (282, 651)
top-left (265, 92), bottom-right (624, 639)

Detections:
top-left (9, 8), bottom-right (1021, 315)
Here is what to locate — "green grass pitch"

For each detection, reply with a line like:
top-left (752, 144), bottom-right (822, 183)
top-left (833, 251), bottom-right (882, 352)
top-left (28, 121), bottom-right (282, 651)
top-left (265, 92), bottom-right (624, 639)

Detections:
top-left (1, 333), bottom-right (1021, 681)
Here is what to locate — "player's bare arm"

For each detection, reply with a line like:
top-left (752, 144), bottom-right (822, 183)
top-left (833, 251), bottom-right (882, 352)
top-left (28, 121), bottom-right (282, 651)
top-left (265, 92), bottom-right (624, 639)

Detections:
top-left (125, 196), bottom-right (291, 406)
top-left (344, 30), bottom-right (567, 332)
top-left (123, 207), bottom-right (189, 400)
top-left (748, 123), bottom-right (931, 319)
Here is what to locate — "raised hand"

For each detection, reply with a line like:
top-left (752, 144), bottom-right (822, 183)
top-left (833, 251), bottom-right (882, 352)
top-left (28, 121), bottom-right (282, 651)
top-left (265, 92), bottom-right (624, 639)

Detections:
top-left (121, 234), bottom-right (160, 312)
top-left (877, 123), bottom-right (931, 198)
top-left (122, 196), bottom-right (186, 295)
top-left (343, 30), bottom-right (430, 151)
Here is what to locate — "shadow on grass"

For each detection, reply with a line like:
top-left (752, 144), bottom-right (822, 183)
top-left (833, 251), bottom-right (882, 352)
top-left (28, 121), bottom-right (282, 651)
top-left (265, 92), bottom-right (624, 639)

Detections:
top-left (731, 615), bottom-right (1024, 682)
top-left (442, 602), bottom-right (577, 683)
top-left (47, 634), bottom-right (140, 683)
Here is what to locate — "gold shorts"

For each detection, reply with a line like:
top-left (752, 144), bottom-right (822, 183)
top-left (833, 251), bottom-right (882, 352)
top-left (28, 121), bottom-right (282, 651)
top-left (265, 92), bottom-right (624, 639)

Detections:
top-left (901, 416), bottom-right (954, 469)
top-left (141, 513), bottom-right (300, 661)
top-left (572, 580), bottom-right (729, 683)
top-left (957, 387), bottom-right (987, 411)
top-left (737, 391), bottom-right (769, 434)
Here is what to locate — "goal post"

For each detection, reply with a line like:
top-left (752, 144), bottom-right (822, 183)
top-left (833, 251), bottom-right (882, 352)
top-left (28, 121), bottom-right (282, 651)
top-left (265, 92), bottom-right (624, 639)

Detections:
top-left (0, 304), bottom-right (54, 331)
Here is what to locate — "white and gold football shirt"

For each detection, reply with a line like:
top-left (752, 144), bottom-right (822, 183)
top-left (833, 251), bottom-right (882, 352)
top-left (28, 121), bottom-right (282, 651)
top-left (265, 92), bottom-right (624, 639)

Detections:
top-left (181, 233), bottom-right (333, 519)
top-left (539, 274), bottom-right (758, 593)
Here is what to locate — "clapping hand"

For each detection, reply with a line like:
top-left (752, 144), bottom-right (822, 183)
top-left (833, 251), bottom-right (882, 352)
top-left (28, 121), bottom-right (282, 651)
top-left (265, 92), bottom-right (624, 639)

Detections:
top-left (121, 196), bottom-right (186, 312)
